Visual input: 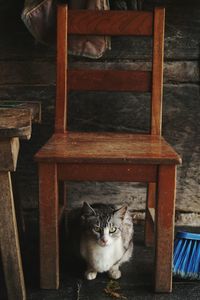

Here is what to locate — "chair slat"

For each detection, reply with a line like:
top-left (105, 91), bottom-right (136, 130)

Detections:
top-left (55, 4), bottom-right (67, 133)
top-left (68, 10), bottom-right (153, 36)
top-left (151, 7), bottom-right (165, 135)
top-left (68, 69), bottom-right (151, 92)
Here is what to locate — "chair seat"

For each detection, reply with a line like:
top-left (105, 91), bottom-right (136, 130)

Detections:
top-left (35, 132), bottom-right (181, 165)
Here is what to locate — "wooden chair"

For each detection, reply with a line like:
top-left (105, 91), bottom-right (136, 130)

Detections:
top-left (35, 3), bottom-right (181, 293)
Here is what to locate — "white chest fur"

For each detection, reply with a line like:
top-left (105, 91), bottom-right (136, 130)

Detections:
top-left (80, 237), bottom-right (124, 273)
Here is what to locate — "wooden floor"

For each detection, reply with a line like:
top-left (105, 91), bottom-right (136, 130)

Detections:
top-left (1, 222), bottom-right (200, 300)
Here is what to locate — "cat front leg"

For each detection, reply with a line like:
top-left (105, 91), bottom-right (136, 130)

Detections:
top-left (108, 264), bottom-right (121, 279)
top-left (85, 268), bottom-right (97, 280)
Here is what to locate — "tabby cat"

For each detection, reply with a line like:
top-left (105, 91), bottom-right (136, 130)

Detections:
top-left (66, 202), bottom-right (134, 280)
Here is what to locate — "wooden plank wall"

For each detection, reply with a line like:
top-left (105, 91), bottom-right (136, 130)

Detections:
top-left (0, 0), bottom-right (199, 222)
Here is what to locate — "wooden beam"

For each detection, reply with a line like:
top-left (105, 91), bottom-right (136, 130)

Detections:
top-left (0, 172), bottom-right (26, 300)
top-left (0, 108), bottom-right (31, 139)
top-left (0, 101), bottom-right (41, 123)
top-left (0, 138), bottom-right (19, 171)
top-left (39, 163), bottom-right (59, 289)
top-left (155, 165), bottom-right (176, 293)
top-left (151, 7), bottom-right (165, 135)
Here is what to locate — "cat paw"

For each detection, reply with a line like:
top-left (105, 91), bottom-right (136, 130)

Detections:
top-left (108, 269), bottom-right (121, 279)
top-left (85, 270), bottom-right (97, 280)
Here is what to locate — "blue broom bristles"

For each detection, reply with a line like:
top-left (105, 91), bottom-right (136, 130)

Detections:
top-left (173, 232), bottom-right (200, 280)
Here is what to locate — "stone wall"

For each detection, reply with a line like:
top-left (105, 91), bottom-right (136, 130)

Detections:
top-left (0, 0), bottom-right (199, 225)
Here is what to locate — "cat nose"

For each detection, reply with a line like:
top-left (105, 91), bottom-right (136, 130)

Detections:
top-left (101, 238), bottom-right (108, 245)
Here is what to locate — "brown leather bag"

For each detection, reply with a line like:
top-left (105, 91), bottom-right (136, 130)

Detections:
top-left (21, 0), bottom-right (110, 58)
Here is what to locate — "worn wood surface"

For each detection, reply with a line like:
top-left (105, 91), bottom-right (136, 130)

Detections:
top-left (0, 101), bottom-right (41, 123)
top-left (155, 165), bottom-right (176, 292)
top-left (0, 108), bottom-right (31, 139)
top-left (0, 172), bottom-right (26, 300)
top-left (0, 102), bottom-right (40, 299)
top-left (39, 163), bottom-right (59, 289)
top-left (0, 138), bottom-right (19, 171)
top-left (144, 7), bottom-right (165, 247)
top-left (151, 7), bottom-right (164, 135)
top-left (35, 132), bottom-right (181, 164)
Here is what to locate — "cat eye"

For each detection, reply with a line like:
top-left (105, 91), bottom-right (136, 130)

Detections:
top-left (93, 226), bottom-right (101, 232)
top-left (109, 227), bottom-right (117, 233)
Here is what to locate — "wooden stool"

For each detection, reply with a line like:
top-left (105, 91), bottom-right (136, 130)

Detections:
top-left (0, 102), bottom-right (40, 300)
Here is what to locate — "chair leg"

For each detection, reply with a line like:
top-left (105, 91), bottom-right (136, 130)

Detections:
top-left (155, 165), bottom-right (176, 293)
top-left (58, 181), bottom-right (67, 223)
top-left (145, 182), bottom-right (156, 247)
top-left (39, 163), bottom-right (59, 289)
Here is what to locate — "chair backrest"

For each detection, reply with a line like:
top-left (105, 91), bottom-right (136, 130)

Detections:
top-left (55, 4), bottom-right (165, 136)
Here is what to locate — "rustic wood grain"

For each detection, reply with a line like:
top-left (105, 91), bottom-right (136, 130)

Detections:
top-left (69, 10), bottom-right (153, 36)
top-left (145, 8), bottom-right (165, 249)
top-left (0, 138), bottom-right (19, 171)
top-left (68, 69), bottom-right (151, 92)
top-left (151, 7), bottom-right (165, 135)
top-left (55, 4), bottom-right (67, 133)
top-left (0, 172), bottom-right (26, 300)
top-left (35, 132), bottom-right (181, 164)
top-left (0, 101), bottom-right (41, 123)
top-left (0, 108), bottom-right (31, 139)
top-left (39, 163), bottom-right (59, 289)
top-left (155, 165), bottom-right (176, 293)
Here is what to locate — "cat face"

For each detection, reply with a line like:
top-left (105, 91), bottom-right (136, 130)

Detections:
top-left (81, 202), bottom-right (127, 247)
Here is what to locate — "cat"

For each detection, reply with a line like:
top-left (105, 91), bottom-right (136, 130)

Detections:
top-left (66, 202), bottom-right (134, 280)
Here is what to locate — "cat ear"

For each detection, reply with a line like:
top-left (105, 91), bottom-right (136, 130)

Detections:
top-left (82, 202), bottom-right (96, 216)
top-left (113, 205), bottom-right (127, 220)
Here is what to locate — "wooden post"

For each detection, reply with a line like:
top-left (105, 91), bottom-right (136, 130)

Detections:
top-left (146, 7), bottom-right (165, 248)
top-left (0, 104), bottom-right (41, 298)
top-left (151, 7), bottom-right (165, 135)
top-left (145, 182), bottom-right (156, 247)
top-left (55, 4), bottom-right (68, 133)
top-left (0, 172), bottom-right (26, 300)
top-left (155, 165), bottom-right (176, 293)
top-left (39, 163), bottom-right (59, 289)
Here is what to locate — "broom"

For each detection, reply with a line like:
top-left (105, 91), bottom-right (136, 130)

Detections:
top-left (173, 232), bottom-right (200, 280)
